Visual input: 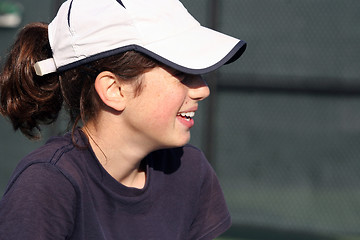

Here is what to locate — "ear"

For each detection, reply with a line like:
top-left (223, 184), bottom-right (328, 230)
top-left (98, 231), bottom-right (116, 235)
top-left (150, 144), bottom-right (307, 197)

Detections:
top-left (94, 71), bottom-right (126, 111)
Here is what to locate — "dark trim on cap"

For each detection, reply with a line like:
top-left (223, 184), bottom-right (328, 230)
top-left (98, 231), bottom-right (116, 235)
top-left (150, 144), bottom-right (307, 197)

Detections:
top-left (137, 40), bottom-right (247, 75)
top-left (116, 0), bottom-right (126, 8)
top-left (57, 40), bottom-right (247, 75)
top-left (57, 45), bottom-right (139, 72)
top-left (225, 41), bottom-right (247, 65)
top-left (67, 0), bottom-right (74, 27)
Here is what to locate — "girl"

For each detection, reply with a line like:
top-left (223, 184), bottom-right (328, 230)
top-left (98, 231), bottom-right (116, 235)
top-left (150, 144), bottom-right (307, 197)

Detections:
top-left (0, 0), bottom-right (246, 239)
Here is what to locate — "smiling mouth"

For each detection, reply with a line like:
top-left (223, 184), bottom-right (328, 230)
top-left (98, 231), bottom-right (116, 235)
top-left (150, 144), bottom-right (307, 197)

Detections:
top-left (177, 112), bottom-right (195, 121)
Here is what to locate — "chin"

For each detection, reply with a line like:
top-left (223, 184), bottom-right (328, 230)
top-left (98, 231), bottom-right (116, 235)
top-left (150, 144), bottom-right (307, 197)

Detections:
top-left (175, 135), bottom-right (191, 147)
top-left (162, 135), bottom-right (191, 149)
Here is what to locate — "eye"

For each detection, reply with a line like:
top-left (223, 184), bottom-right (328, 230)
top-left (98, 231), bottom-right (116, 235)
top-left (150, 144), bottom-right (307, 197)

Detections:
top-left (181, 74), bottom-right (205, 88)
top-left (173, 71), bottom-right (186, 81)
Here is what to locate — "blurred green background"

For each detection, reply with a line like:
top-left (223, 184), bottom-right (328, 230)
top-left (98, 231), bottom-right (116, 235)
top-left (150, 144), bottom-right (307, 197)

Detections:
top-left (1, 0), bottom-right (360, 239)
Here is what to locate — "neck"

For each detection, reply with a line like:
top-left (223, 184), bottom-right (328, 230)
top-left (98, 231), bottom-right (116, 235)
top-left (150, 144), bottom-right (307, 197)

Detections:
top-left (83, 120), bottom-right (148, 189)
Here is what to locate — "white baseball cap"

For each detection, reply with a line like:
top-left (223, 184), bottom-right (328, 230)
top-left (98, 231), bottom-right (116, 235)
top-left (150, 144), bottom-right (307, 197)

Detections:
top-left (34, 0), bottom-right (246, 76)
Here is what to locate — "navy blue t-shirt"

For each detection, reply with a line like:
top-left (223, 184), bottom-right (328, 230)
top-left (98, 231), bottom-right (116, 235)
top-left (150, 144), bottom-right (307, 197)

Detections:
top-left (0, 130), bottom-right (231, 239)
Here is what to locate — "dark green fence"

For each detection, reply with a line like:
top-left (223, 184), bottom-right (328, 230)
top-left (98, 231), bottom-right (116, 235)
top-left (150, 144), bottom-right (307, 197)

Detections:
top-left (1, 1), bottom-right (360, 239)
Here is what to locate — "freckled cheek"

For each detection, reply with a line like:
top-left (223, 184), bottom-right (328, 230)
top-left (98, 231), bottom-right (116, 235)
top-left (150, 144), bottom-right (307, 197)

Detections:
top-left (152, 102), bottom-right (181, 127)
top-left (142, 88), bottom-right (186, 125)
top-left (157, 110), bottom-right (172, 123)
top-left (138, 98), bottom-right (173, 125)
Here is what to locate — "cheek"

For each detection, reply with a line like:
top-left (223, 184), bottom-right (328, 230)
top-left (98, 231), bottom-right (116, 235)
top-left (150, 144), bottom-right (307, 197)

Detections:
top-left (153, 97), bottom-right (179, 120)
top-left (136, 80), bottom-right (188, 122)
top-left (150, 93), bottom-right (185, 125)
top-left (136, 93), bottom-right (171, 119)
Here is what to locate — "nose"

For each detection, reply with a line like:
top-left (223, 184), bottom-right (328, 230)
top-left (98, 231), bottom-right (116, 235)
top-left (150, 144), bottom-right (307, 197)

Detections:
top-left (184, 75), bottom-right (210, 101)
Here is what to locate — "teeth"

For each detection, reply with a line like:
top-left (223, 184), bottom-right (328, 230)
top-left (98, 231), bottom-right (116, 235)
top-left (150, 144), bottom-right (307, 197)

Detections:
top-left (178, 112), bottom-right (195, 118)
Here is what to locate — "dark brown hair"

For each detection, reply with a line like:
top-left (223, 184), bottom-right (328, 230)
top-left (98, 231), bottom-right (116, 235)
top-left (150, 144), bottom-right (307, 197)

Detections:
top-left (0, 22), bottom-right (158, 140)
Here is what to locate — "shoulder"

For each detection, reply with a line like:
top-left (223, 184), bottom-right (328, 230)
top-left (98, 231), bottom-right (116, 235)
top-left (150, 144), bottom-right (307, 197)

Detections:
top-left (16, 133), bottom-right (75, 168)
top-left (149, 144), bottom-right (209, 170)
top-left (159, 146), bottom-right (231, 239)
top-left (0, 159), bottom-right (77, 239)
top-left (148, 145), bottom-right (214, 186)
top-left (181, 144), bottom-right (206, 159)
top-left (181, 144), bottom-right (214, 175)
top-left (3, 162), bottom-right (76, 198)
top-left (161, 144), bottom-right (208, 165)
top-left (4, 132), bottom-right (87, 195)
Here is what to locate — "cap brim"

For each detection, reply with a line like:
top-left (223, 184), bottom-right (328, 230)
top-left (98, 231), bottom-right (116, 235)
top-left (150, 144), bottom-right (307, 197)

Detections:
top-left (140, 25), bottom-right (247, 75)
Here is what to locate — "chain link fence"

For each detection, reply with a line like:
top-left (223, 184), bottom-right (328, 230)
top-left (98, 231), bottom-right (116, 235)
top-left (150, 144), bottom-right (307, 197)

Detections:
top-left (1, 0), bottom-right (360, 239)
top-left (184, 0), bottom-right (360, 239)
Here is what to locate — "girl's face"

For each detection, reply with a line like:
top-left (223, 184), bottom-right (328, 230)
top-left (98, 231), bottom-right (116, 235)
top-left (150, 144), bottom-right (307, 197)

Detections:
top-left (122, 65), bottom-right (210, 151)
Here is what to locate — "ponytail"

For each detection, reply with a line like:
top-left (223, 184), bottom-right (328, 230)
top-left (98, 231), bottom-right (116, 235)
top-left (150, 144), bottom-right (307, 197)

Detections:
top-left (0, 23), bottom-right (158, 141)
top-left (0, 22), bottom-right (63, 139)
